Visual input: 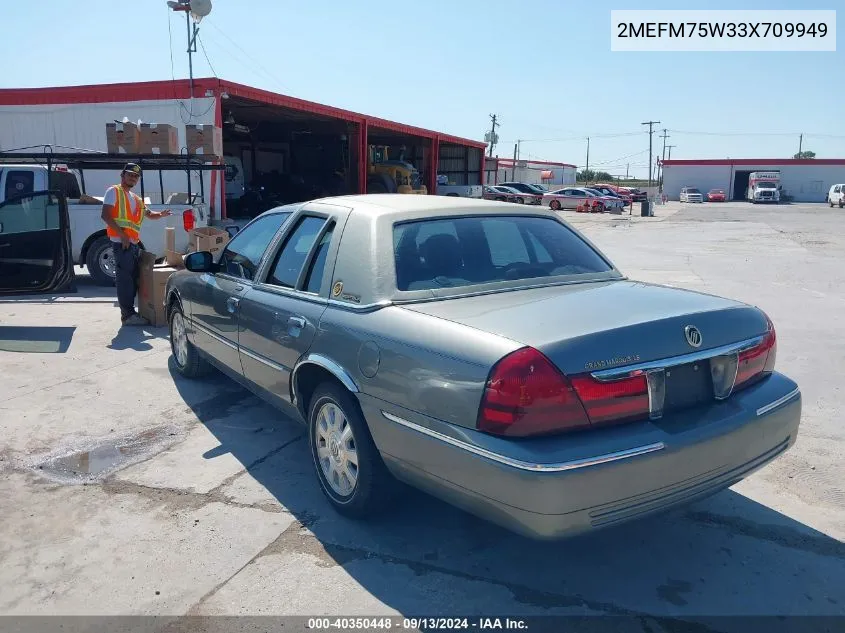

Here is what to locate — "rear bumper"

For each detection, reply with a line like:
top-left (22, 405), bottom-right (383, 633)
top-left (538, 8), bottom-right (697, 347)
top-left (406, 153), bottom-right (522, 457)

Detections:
top-left (363, 372), bottom-right (801, 540)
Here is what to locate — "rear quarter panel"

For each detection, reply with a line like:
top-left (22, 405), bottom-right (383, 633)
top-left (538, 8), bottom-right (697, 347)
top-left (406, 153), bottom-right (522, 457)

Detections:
top-left (311, 304), bottom-right (519, 428)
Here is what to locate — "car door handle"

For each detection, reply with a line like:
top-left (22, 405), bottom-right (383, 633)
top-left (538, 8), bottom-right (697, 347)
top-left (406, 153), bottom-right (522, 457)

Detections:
top-left (288, 316), bottom-right (306, 329)
top-left (226, 297), bottom-right (240, 313)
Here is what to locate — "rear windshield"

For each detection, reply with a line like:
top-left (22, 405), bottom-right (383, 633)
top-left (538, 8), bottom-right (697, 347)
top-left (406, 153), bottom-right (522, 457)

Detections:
top-left (393, 215), bottom-right (613, 292)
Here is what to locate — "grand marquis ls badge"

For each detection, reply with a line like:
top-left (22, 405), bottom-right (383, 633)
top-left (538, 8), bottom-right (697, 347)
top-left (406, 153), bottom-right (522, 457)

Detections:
top-left (685, 325), bottom-right (702, 348)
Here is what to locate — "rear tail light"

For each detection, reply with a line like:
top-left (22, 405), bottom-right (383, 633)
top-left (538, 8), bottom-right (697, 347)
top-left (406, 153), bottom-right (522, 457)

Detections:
top-left (477, 348), bottom-right (591, 437)
top-left (477, 347), bottom-right (650, 438)
top-left (182, 209), bottom-right (195, 232)
top-left (734, 315), bottom-right (777, 390)
top-left (569, 372), bottom-right (649, 425)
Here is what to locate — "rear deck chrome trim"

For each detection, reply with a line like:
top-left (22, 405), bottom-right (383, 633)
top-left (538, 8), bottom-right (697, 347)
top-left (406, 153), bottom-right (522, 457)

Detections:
top-left (380, 411), bottom-right (665, 473)
top-left (591, 335), bottom-right (764, 382)
top-left (756, 387), bottom-right (800, 417)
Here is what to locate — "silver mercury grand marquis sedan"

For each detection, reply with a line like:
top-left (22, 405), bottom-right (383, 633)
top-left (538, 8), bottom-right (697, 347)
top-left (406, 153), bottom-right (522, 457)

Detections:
top-left (165, 194), bottom-right (801, 540)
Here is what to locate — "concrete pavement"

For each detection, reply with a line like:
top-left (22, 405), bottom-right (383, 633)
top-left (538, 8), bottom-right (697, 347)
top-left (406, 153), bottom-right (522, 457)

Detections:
top-left (0, 201), bottom-right (842, 625)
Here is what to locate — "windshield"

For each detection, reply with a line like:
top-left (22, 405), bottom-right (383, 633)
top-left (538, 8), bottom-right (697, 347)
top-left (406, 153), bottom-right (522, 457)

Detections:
top-left (688, 189), bottom-right (701, 194)
top-left (757, 182), bottom-right (777, 189)
top-left (393, 215), bottom-right (613, 292)
top-left (709, 189), bottom-right (724, 194)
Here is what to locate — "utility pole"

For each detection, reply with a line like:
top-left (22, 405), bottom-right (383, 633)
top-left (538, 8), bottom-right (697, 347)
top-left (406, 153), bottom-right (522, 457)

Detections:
top-left (658, 128), bottom-right (670, 190)
top-left (626, 163), bottom-right (629, 179)
top-left (641, 120), bottom-right (660, 190)
top-left (585, 136), bottom-right (590, 185)
top-left (512, 143), bottom-right (518, 181)
top-left (666, 145), bottom-right (676, 160)
top-left (486, 114), bottom-right (499, 157)
top-left (798, 133), bottom-right (803, 157)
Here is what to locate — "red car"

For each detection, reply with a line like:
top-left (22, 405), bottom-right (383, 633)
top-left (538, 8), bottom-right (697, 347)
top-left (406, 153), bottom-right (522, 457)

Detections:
top-left (707, 189), bottom-right (727, 202)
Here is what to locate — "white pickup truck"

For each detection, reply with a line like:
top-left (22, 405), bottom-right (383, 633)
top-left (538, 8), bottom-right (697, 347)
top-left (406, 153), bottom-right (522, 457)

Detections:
top-left (435, 175), bottom-right (482, 198)
top-left (0, 164), bottom-right (210, 285)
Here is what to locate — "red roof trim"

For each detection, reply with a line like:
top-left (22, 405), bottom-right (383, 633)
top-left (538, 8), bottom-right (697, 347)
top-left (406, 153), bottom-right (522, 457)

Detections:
top-left (662, 158), bottom-right (845, 166)
top-left (0, 79), bottom-right (200, 105)
top-left (0, 77), bottom-right (486, 149)
top-left (496, 158), bottom-right (577, 168)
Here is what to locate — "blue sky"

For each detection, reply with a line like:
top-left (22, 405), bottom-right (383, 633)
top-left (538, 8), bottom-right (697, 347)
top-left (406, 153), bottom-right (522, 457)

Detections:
top-left (2, 0), bottom-right (842, 178)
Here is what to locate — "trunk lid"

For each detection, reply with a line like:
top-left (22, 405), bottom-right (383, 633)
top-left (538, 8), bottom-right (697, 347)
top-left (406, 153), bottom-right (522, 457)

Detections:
top-left (400, 280), bottom-right (767, 375)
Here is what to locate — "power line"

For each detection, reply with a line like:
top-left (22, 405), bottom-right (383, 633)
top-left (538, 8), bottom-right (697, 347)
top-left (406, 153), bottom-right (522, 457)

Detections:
top-left (591, 149), bottom-right (649, 166)
top-left (197, 34), bottom-right (218, 78)
top-left (203, 19), bottom-right (287, 90)
top-left (667, 129), bottom-right (845, 139)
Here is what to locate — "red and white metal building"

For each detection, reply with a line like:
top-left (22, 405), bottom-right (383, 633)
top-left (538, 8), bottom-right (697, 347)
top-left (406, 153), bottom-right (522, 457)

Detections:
top-left (661, 158), bottom-right (845, 203)
top-left (0, 78), bottom-right (487, 220)
top-left (485, 158), bottom-right (577, 187)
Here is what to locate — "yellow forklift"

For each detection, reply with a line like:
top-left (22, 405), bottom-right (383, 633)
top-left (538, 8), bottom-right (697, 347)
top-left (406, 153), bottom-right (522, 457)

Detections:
top-left (366, 145), bottom-right (427, 194)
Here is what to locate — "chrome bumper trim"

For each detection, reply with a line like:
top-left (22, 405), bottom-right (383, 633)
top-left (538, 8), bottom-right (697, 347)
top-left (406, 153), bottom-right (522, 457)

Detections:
top-left (381, 411), bottom-right (665, 473)
top-left (756, 387), bottom-right (800, 417)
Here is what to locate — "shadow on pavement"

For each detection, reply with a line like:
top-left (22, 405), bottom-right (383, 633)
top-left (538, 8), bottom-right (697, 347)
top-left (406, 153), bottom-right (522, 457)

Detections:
top-left (0, 273), bottom-right (117, 305)
top-left (0, 325), bottom-right (77, 353)
top-left (169, 366), bottom-right (845, 621)
top-left (107, 325), bottom-right (167, 351)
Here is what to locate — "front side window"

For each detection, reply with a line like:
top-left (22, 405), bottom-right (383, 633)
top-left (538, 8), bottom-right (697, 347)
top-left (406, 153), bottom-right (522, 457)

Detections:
top-left (393, 215), bottom-right (613, 292)
top-left (218, 212), bottom-right (290, 281)
top-left (0, 193), bottom-right (59, 235)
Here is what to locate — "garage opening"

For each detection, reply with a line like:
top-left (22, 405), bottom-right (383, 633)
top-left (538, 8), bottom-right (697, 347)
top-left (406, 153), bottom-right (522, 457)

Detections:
top-left (733, 170), bottom-right (752, 200)
top-left (221, 96), bottom-right (359, 219)
top-left (366, 126), bottom-right (431, 194)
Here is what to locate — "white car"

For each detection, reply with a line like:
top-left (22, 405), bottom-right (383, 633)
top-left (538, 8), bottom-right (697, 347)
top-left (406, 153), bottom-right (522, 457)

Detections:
top-left (827, 184), bottom-right (845, 208)
top-left (680, 187), bottom-right (704, 203)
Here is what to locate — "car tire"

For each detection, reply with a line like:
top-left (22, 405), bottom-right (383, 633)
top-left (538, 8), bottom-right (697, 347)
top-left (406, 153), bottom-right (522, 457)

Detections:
top-left (86, 236), bottom-right (117, 287)
top-left (839, 201), bottom-right (844, 209)
top-left (550, 200), bottom-right (561, 211)
top-left (308, 381), bottom-right (396, 518)
top-left (169, 303), bottom-right (212, 379)
top-left (516, 197), bottom-right (524, 204)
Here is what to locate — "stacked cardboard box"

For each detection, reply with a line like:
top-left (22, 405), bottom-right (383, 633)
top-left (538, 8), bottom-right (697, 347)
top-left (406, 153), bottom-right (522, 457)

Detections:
top-left (138, 123), bottom-right (179, 154)
top-left (186, 124), bottom-right (223, 157)
top-left (106, 122), bottom-right (141, 154)
top-left (137, 251), bottom-right (180, 327)
top-left (188, 226), bottom-right (230, 255)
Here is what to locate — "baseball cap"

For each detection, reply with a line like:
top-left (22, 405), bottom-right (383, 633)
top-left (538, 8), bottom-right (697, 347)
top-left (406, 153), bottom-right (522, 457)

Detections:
top-left (122, 163), bottom-right (142, 176)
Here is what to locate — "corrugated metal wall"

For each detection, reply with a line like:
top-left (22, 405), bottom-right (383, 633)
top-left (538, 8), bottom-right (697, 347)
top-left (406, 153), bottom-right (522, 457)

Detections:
top-left (0, 98), bottom-right (217, 206)
top-left (663, 163), bottom-right (845, 202)
top-left (495, 165), bottom-right (576, 186)
top-left (438, 143), bottom-right (482, 185)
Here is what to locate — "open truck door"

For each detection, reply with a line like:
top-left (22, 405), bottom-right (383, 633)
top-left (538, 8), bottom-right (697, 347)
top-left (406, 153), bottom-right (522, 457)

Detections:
top-left (0, 190), bottom-right (76, 295)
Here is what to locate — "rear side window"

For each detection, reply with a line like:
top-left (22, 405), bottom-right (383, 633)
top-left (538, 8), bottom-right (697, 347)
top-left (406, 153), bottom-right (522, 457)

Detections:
top-left (393, 215), bottom-right (613, 291)
top-left (267, 216), bottom-right (327, 289)
top-left (4, 170), bottom-right (35, 200)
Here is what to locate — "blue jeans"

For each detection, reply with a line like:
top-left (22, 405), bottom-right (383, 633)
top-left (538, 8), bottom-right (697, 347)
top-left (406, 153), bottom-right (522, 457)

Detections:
top-left (113, 242), bottom-right (140, 321)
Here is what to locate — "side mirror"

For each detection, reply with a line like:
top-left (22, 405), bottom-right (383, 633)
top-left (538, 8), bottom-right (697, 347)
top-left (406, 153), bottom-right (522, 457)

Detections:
top-left (184, 251), bottom-right (216, 272)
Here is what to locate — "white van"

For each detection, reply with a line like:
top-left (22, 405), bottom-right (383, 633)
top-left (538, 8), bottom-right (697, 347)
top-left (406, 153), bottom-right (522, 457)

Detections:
top-left (827, 184), bottom-right (845, 208)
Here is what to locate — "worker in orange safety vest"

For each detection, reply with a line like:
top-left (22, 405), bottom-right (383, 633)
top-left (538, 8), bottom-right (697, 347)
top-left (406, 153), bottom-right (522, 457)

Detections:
top-left (100, 163), bottom-right (172, 326)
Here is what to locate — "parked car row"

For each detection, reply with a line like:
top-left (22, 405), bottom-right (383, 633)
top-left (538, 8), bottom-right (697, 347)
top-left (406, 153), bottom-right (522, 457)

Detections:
top-left (680, 187), bottom-right (728, 203)
top-left (483, 181), bottom-right (649, 214)
top-left (543, 187), bottom-right (627, 213)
